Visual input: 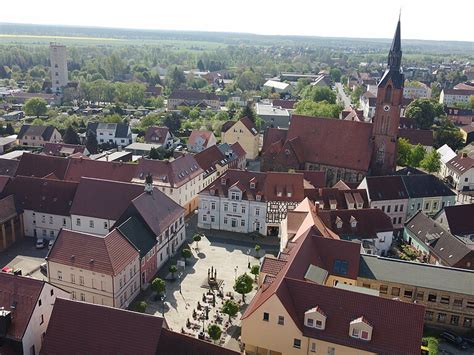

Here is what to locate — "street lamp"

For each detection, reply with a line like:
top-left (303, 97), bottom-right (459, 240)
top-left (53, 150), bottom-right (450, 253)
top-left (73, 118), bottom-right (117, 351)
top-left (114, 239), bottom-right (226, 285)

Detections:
top-left (247, 248), bottom-right (251, 269)
top-left (160, 293), bottom-right (166, 318)
top-left (234, 266), bottom-right (238, 281)
top-left (178, 272), bottom-right (183, 294)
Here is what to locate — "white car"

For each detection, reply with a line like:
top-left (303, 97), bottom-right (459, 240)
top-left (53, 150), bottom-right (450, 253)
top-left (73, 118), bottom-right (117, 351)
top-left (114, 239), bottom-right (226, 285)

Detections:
top-left (48, 239), bottom-right (54, 249)
top-left (35, 238), bottom-right (45, 249)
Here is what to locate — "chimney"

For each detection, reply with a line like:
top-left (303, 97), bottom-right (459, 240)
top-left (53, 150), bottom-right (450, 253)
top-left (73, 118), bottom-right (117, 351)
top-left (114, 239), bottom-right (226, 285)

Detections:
top-left (461, 152), bottom-right (468, 158)
top-left (145, 173), bottom-right (153, 194)
top-left (314, 201), bottom-right (320, 215)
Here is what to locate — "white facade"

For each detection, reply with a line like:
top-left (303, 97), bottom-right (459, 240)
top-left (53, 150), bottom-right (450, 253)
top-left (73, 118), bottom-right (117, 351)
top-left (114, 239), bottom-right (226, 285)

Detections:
top-left (403, 83), bottom-right (431, 99)
top-left (151, 172), bottom-right (204, 209)
top-left (23, 210), bottom-right (71, 239)
top-left (70, 215), bottom-right (112, 236)
top-left (443, 166), bottom-right (474, 191)
top-left (373, 231), bottom-right (393, 255)
top-left (198, 190), bottom-right (267, 234)
top-left (21, 283), bottom-right (69, 355)
top-left (96, 125), bottom-right (133, 147)
top-left (50, 43), bottom-right (68, 93)
top-left (155, 221), bottom-right (187, 271)
top-left (440, 90), bottom-right (472, 106)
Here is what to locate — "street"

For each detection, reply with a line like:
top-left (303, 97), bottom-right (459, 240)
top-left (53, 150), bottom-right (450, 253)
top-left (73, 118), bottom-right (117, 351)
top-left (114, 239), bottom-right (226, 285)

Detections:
top-left (335, 82), bottom-right (352, 109)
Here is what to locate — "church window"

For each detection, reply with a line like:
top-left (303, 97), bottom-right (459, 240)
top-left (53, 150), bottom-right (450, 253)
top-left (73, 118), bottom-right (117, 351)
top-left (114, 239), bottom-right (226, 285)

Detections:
top-left (376, 145), bottom-right (385, 164)
top-left (384, 85), bottom-right (392, 103)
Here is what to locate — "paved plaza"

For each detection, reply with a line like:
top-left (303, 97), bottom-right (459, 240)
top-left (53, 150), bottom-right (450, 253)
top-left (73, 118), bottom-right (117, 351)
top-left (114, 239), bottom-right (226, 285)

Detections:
top-left (143, 234), bottom-right (267, 350)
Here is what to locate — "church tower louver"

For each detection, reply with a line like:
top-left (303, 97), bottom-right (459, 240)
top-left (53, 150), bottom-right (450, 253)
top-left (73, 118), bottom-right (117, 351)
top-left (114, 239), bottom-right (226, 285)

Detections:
top-left (370, 19), bottom-right (404, 176)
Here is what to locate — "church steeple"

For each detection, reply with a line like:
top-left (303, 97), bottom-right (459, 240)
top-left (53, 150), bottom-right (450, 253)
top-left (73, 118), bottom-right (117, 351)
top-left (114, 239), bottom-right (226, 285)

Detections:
top-left (387, 19), bottom-right (402, 71)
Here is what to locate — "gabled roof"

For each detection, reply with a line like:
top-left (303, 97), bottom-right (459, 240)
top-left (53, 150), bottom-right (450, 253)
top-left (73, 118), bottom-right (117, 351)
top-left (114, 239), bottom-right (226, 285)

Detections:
top-left (446, 154), bottom-right (474, 175)
top-left (398, 128), bottom-right (434, 147)
top-left (262, 127), bottom-right (288, 153)
top-left (4, 176), bottom-right (78, 216)
top-left (188, 130), bottom-right (214, 146)
top-left (363, 175), bottom-right (408, 201)
top-left (440, 204), bottom-right (474, 236)
top-left (43, 143), bottom-right (87, 157)
top-left (222, 117), bottom-right (258, 136)
top-left (48, 229), bottom-right (138, 275)
top-left (116, 216), bottom-right (157, 258)
top-left (169, 89), bottom-right (218, 101)
top-left (272, 99), bottom-right (297, 110)
top-left (437, 144), bottom-right (457, 164)
top-left (144, 126), bottom-right (170, 144)
top-left (15, 153), bottom-right (70, 180)
top-left (0, 158), bottom-right (19, 176)
top-left (70, 178), bottom-right (144, 220)
top-left (286, 115), bottom-right (373, 172)
top-left (401, 174), bottom-right (455, 198)
top-left (134, 155), bottom-right (203, 188)
top-left (0, 273), bottom-right (44, 341)
top-left (17, 125), bottom-right (59, 141)
top-left (64, 156), bottom-right (137, 182)
top-left (194, 144), bottom-right (226, 173)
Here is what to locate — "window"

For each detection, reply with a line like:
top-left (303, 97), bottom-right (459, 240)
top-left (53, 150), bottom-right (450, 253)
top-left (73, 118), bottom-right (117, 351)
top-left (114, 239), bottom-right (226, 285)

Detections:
top-left (89, 220), bottom-right (94, 228)
top-left (381, 205), bottom-right (385, 212)
top-left (57, 271), bottom-right (62, 280)
top-left (79, 276), bottom-right (84, 285)
top-left (398, 217), bottom-right (402, 224)
top-left (202, 215), bottom-right (207, 222)
top-left (210, 215), bottom-right (215, 223)
top-left (306, 318), bottom-right (314, 327)
top-left (40, 314), bottom-right (44, 325)
top-left (394, 205), bottom-right (398, 212)
top-left (440, 296), bottom-right (450, 305)
top-left (417, 203), bottom-right (421, 210)
top-left (70, 274), bottom-right (75, 283)
top-left (424, 311), bottom-right (433, 321)
top-left (293, 339), bottom-right (301, 349)
top-left (231, 192), bottom-right (240, 200)
top-left (328, 347), bottom-right (335, 355)
top-left (278, 316), bottom-right (284, 325)
top-left (50, 289), bottom-right (54, 296)
top-left (263, 312), bottom-right (269, 322)
top-left (42, 215), bottom-right (46, 223)
top-left (437, 313), bottom-right (447, 323)
top-left (104, 221), bottom-right (108, 229)
top-left (391, 287), bottom-right (400, 296)
top-left (362, 283), bottom-right (371, 288)
top-left (392, 217), bottom-right (397, 224)
top-left (232, 204), bottom-right (237, 213)
top-left (352, 328), bottom-right (360, 337)
top-left (379, 285), bottom-right (388, 294)
top-left (466, 301), bottom-right (474, 309)
top-left (315, 320), bottom-right (323, 328)
top-left (400, 204), bottom-right (404, 212)
top-left (433, 201), bottom-right (438, 210)
top-left (80, 293), bottom-right (85, 301)
top-left (76, 218), bottom-right (81, 226)
top-left (425, 202), bottom-right (430, 210)
top-left (223, 217), bottom-right (228, 225)
top-left (256, 208), bottom-right (260, 216)
top-left (211, 202), bottom-right (216, 210)
top-left (333, 259), bottom-right (348, 275)
top-left (404, 290), bottom-right (413, 298)
top-left (63, 218), bottom-right (67, 226)
top-left (361, 331), bottom-right (369, 340)
top-left (310, 342), bottom-right (316, 353)
top-left (450, 315), bottom-right (459, 326)
top-left (241, 220), bottom-right (245, 227)
top-left (224, 203), bottom-right (228, 212)
top-left (387, 205), bottom-right (391, 213)
top-left (241, 206), bottom-right (246, 214)
top-left (49, 216), bottom-right (53, 224)
top-left (416, 291), bottom-right (424, 301)
top-left (38, 299), bottom-right (42, 307)
top-left (72, 291), bottom-right (76, 299)
top-left (428, 293), bottom-right (437, 302)
top-left (453, 299), bottom-right (463, 307)
top-left (464, 317), bottom-right (472, 328)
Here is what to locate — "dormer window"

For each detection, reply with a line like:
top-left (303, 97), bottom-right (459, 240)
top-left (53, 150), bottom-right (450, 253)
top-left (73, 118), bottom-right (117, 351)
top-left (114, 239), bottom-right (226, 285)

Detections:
top-left (210, 189), bottom-right (215, 196)
top-left (221, 178), bottom-right (227, 185)
top-left (304, 306), bottom-right (326, 330)
top-left (256, 194), bottom-right (262, 201)
top-left (250, 182), bottom-right (256, 189)
top-left (287, 192), bottom-right (292, 198)
top-left (335, 216), bottom-right (343, 229)
top-left (350, 216), bottom-right (357, 228)
top-left (349, 317), bottom-right (373, 341)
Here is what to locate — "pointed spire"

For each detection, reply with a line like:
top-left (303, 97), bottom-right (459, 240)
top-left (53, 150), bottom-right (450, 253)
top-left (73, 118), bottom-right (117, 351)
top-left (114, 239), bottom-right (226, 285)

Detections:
top-left (387, 19), bottom-right (402, 71)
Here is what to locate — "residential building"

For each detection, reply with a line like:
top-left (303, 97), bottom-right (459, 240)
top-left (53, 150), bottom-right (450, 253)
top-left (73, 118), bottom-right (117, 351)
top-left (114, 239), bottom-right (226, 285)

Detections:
top-left (403, 211), bottom-right (474, 270)
top-left (187, 130), bottom-right (216, 153)
top-left (0, 136), bottom-right (17, 154)
top-left (87, 122), bottom-right (134, 147)
top-left (0, 273), bottom-right (69, 355)
top-left (43, 142), bottom-right (89, 157)
top-left (319, 209), bottom-right (394, 255)
top-left (460, 124), bottom-right (474, 144)
top-left (3, 176), bottom-right (78, 240)
top-left (41, 298), bottom-right (239, 355)
top-left (263, 80), bottom-right (292, 94)
top-left (403, 80), bottom-right (431, 99)
top-left (218, 142), bottom-right (246, 170)
top-left (17, 125), bottom-right (62, 147)
top-left (242, 223), bottom-right (425, 355)
top-left (50, 43), bottom-right (68, 93)
top-left (144, 126), bottom-right (174, 148)
top-left (221, 116), bottom-right (259, 160)
top-left (47, 228), bottom-right (140, 309)
top-left (198, 170), bottom-right (317, 236)
top-left (438, 144), bottom-right (457, 177)
top-left (0, 194), bottom-right (23, 251)
top-left (434, 204), bottom-right (474, 239)
top-left (167, 90), bottom-right (219, 110)
top-left (442, 153), bottom-right (474, 191)
top-left (124, 142), bottom-right (163, 156)
top-left (360, 91), bottom-right (377, 119)
top-left (445, 107), bottom-right (474, 126)
top-left (64, 155), bottom-right (137, 182)
top-left (440, 88), bottom-right (473, 106)
top-left (310, 74), bottom-right (332, 87)
top-left (256, 102), bottom-right (291, 129)
top-left (15, 152), bottom-right (70, 179)
top-left (340, 106), bottom-right (365, 122)
top-left (398, 128), bottom-right (434, 151)
top-left (132, 155), bottom-right (204, 214)
top-left (272, 99), bottom-right (297, 111)
top-left (358, 254), bottom-right (474, 332)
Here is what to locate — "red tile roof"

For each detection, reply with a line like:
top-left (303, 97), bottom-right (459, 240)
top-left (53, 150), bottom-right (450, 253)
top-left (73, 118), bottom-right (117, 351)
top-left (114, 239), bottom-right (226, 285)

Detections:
top-left (222, 117), bottom-right (258, 136)
top-left (0, 194), bottom-right (19, 223)
top-left (363, 175), bottom-right (408, 201)
top-left (48, 229), bottom-right (138, 275)
top-left (42, 142), bottom-right (87, 156)
top-left (287, 115), bottom-right (373, 172)
top-left (230, 142), bottom-right (246, 159)
top-left (64, 156), bottom-right (137, 182)
top-left (134, 155), bottom-right (203, 188)
top-left (398, 128), bottom-right (434, 147)
top-left (70, 178), bottom-right (144, 220)
top-left (441, 204), bottom-right (474, 236)
top-left (194, 145), bottom-right (226, 173)
top-left (0, 159), bottom-right (19, 176)
top-left (0, 273), bottom-right (44, 341)
top-left (188, 130), bottom-right (214, 146)
top-left (15, 153), bottom-right (69, 180)
top-left (272, 99), bottom-right (297, 110)
top-left (4, 176), bottom-right (78, 216)
top-left (144, 126), bottom-right (170, 144)
top-left (263, 172), bottom-right (305, 202)
top-left (260, 257), bottom-right (287, 276)
top-left (446, 154), bottom-right (474, 175)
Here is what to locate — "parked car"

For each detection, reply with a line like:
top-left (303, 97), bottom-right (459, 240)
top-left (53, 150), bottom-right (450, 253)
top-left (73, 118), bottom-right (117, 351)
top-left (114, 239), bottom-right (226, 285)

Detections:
top-left (48, 239), bottom-right (54, 249)
top-left (35, 238), bottom-right (45, 249)
top-left (441, 331), bottom-right (468, 349)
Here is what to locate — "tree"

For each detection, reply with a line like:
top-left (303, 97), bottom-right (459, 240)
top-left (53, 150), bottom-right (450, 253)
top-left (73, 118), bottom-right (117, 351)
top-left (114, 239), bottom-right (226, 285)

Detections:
top-left (434, 118), bottom-right (465, 151)
top-left (233, 273), bottom-right (253, 302)
top-left (294, 99), bottom-right (342, 118)
top-left (151, 277), bottom-right (166, 296)
top-left (181, 248), bottom-right (192, 264)
top-left (329, 68), bottom-right (342, 83)
top-left (166, 66), bottom-right (186, 91)
top-left (63, 126), bottom-right (80, 145)
top-left (239, 105), bottom-right (257, 123)
top-left (134, 301), bottom-right (147, 313)
top-left (397, 138), bottom-right (412, 166)
top-left (163, 112), bottom-right (181, 134)
top-left (301, 86), bottom-right (337, 104)
top-left (24, 97), bottom-right (47, 117)
top-left (197, 59), bottom-right (205, 72)
top-left (254, 244), bottom-right (261, 257)
top-left (250, 265), bottom-right (260, 282)
top-left (193, 234), bottom-right (202, 250)
top-left (207, 324), bottom-right (222, 343)
top-left (405, 98), bottom-right (445, 130)
top-left (410, 144), bottom-right (427, 167)
top-left (5, 123), bottom-right (14, 135)
top-left (420, 150), bottom-right (441, 173)
top-left (169, 265), bottom-right (178, 279)
top-left (85, 130), bottom-right (98, 154)
top-left (221, 300), bottom-right (239, 322)
top-left (27, 81), bottom-right (42, 93)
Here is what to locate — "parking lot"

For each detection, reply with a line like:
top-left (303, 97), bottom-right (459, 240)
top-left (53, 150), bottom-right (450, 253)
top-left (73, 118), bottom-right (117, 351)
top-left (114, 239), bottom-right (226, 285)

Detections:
top-left (0, 237), bottom-right (48, 279)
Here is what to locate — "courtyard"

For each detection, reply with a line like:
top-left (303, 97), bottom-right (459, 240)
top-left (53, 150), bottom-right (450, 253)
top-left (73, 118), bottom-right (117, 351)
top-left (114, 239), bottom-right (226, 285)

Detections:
top-left (141, 226), bottom-right (277, 351)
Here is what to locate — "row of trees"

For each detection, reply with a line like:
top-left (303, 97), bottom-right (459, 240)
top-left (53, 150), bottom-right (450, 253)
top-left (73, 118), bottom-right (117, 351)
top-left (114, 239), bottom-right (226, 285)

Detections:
top-left (397, 138), bottom-right (441, 173)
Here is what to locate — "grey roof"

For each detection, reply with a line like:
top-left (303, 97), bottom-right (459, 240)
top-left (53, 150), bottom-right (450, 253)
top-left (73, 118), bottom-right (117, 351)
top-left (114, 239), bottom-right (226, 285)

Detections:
top-left (117, 216), bottom-right (156, 258)
top-left (401, 174), bottom-right (455, 198)
top-left (17, 125), bottom-right (58, 141)
top-left (359, 254), bottom-right (474, 295)
top-left (304, 264), bottom-right (328, 284)
top-left (115, 123), bottom-right (130, 139)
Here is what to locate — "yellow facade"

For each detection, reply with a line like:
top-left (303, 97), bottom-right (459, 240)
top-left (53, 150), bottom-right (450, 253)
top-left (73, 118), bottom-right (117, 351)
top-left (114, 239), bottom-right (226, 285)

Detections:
top-left (222, 120), bottom-right (259, 160)
top-left (242, 294), bottom-right (375, 355)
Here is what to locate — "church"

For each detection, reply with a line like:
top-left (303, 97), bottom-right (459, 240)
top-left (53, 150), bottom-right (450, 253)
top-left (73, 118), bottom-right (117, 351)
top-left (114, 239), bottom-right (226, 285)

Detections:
top-left (261, 20), bottom-right (405, 186)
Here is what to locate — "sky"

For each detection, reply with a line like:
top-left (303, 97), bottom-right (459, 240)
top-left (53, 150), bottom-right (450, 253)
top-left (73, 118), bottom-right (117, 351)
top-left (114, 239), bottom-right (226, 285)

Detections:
top-left (1, 0), bottom-right (474, 42)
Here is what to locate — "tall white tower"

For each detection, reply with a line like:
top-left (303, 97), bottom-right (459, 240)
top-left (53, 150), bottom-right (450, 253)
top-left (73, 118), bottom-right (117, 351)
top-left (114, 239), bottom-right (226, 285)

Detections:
top-left (50, 43), bottom-right (68, 93)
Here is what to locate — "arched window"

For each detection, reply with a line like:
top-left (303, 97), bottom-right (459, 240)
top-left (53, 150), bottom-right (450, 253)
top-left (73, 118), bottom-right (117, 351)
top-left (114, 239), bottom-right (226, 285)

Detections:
top-left (384, 85), bottom-right (392, 103)
top-left (376, 143), bottom-right (385, 164)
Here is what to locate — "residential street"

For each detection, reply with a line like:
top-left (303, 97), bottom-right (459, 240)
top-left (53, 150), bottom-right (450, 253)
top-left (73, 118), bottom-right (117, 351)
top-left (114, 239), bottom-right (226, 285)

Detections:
top-left (335, 82), bottom-right (352, 109)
